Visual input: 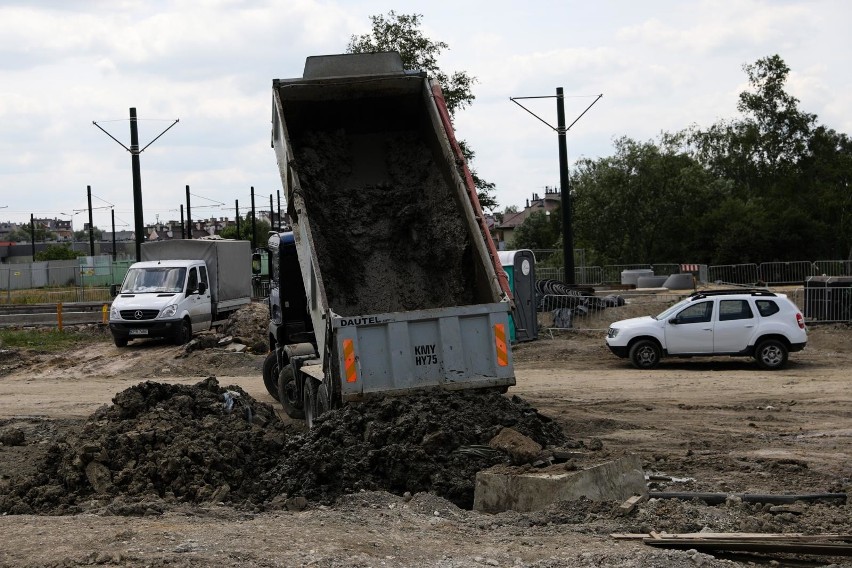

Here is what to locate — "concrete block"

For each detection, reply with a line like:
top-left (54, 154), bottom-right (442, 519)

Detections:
top-left (473, 454), bottom-right (647, 513)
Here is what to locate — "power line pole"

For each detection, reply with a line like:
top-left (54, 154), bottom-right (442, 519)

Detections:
top-left (93, 109), bottom-right (179, 261)
top-left (180, 205), bottom-right (185, 239)
top-left (235, 200), bottom-right (241, 238)
top-left (185, 185), bottom-right (192, 239)
top-left (111, 208), bottom-right (117, 261)
top-left (250, 187), bottom-right (257, 250)
top-left (86, 185), bottom-right (95, 257)
top-left (509, 91), bottom-right (602, 285)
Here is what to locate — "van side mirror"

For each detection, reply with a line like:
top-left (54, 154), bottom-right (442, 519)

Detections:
top-left (110, 284), bottom-right (119, 297)
top-left (251, 253), bottom-right (262, 275)
top-left (198, 281), bottom-right (208, 295)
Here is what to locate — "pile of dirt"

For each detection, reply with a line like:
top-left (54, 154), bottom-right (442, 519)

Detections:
top-left (0, 377), bottom-right (291, 515)
top-left (0, 379), bottom-right (572, 515)
top-left (263, 389), bottom-right (570, 509)
top-left (294, 129), bottom-right (475, 316)
top-left (216, 301), bottom-right (269, 351)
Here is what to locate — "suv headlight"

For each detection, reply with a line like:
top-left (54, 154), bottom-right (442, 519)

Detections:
top-left (607, 327), bottom-right (619, 339)
top-left (160, 304), bottom-right (178, 318)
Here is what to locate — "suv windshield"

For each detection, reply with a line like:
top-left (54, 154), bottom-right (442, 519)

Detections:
top-left (121, 267), bottom-right (187, 294)
top-left (655, 298), bottom-right (691, 320)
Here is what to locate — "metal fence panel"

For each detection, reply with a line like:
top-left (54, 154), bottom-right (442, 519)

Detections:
top-left (758, 261), bottom-right (818, 285)
top-left (814, 260), bottom-right (852, 277)
top-left (708, 264), bottom-right (759, 285)
top-left (539, 292), bottom-right (684, 331)
top-left (534, 266), bottom-right (604, 285)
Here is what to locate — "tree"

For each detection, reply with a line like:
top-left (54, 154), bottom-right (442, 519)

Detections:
top-left (688, 54), bottom-right (852, 261)
top-left (572, 133), bottom-right (721, 264)
top-left (74, 227), bottom-right (103, 241)
top-left (512, 209), bottom-right (561, 251)
top-left (35, 244), bottom-right (82, 261)
top-left (347, 11), bottom-right (498, 210)
top-left (219, 214), bottom-right (270, 246)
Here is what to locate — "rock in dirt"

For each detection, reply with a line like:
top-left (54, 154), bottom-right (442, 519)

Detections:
top-left (489, 427), bottom-right (543, 465)
top-left (0, 427), bottom-right (25, 446)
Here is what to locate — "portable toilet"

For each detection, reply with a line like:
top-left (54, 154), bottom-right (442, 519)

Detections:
top-left (498, 250), bottom-right (538, 342)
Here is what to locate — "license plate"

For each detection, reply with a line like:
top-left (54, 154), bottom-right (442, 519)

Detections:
top-left (129, 329), bottom-right (149, 336)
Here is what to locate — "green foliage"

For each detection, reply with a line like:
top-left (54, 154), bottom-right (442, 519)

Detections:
top-left (35, 244), bottom-right (83, 261)
top-left (347, 11), bottom-right (474, 116)
top-left (572, 54), bottom-right (852, 264)
top-left (347, 11), bottom-right (497, 210)
top-left (7, 227), bottom-right (56, 242)
top-left (0, 328), bottom-right (101, 351)
top-left (74, 227), bottom-right (103, 241)
top-left (512, 209), bottom-right (561, 251)
top-left (219, 215), bottom-right (270, 246)
top-left (572, 134), bottom-right (721, 264)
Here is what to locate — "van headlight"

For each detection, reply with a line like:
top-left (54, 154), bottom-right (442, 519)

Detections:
top-left (607, 327), bottom-right (619, 339)
top-left (160, 305), bottom-right (178, 318)
top-left (110, 305), bottom-right (121, 320)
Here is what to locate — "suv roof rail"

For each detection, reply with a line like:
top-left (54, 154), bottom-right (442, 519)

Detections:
top-left (689, 289), bottom-right (776, 299)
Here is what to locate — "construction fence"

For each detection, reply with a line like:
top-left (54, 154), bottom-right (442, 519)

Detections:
top-left (538, 285), bottom-right (852, 333)
top-left (529, 251), bottom-right (852, 287)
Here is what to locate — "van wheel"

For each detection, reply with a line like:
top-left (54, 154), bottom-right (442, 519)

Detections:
top-left (755, 339), bottom-right (788, 370)
top-left (173, 319), bottom-right (192, 345)
top-left (629, 339), bottom-right (661, 369)
top-left (113, 336), bottom-right (128, 348)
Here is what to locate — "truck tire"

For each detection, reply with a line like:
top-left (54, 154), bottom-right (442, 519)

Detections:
top-left (303, 377), bottom-right (318, 429)
top-left (113, 335), bottom-right (128, 348)
top-left (278, 366), bottom-right (305, 420)
top-left (316, 381), bottom-right (331, 417)
top-left (262, 352), bottom-right (280, 401)
top-left (173, 318), bottom-right (192, 345)
top-left (754, 339), bottom-right (788, 370)
top-left (629, 339), bottom-right (661, 369)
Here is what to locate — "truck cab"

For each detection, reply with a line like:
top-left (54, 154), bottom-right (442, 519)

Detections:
top-left (109, 259), bottom-right (210, 347)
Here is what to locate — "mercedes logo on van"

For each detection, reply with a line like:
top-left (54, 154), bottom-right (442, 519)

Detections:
top-left (134, 310), bottom-right (143, 320)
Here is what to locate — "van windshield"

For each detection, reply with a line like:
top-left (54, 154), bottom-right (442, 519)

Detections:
top-left (121, 267), bottom-right (187, 294)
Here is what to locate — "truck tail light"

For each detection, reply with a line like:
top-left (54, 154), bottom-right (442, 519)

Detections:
top-left (796, 313), bottom-right (805, 329)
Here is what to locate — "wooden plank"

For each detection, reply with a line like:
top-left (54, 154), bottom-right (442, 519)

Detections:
top-left (617, 494), bottom-right (647, 516)
top-left (643, 538), bottom-right (852, 556)
top-left (612, 532), bottom-right (852, 542)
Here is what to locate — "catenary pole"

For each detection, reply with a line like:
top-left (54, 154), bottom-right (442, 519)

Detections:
top-left (250, 187), bottom-right (256, 250)
top-left (87, 185), bottom-right (95, 257)
top-left (556, 88), bottom-right (575, 285)
top-left (129, 109), bottom-right (143, 261)
top-left (185, 185), bottom-right (192, 239)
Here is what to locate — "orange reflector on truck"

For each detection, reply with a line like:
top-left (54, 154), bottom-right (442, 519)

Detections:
top-left (494, 323), bottom-right (508, 367)
top-left (343, 338), bottom-right (358, 383)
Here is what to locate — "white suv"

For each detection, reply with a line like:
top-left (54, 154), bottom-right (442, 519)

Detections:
top-left (606, 290), bottom-right (807, 370)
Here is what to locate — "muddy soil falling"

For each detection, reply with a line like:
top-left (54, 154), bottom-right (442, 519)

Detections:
top-left (0, 380), bottom-right (565, 514)
top-left (294, 129), bottom-right (476, 316)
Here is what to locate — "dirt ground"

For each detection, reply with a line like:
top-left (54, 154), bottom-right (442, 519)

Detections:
top-left (0, 311), bottom-right (850, 567)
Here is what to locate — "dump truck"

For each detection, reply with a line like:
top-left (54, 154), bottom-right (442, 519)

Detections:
top-left (109, 238), bottom-right (251, 347)
top-left (263, 52), bottom-right (515, 426)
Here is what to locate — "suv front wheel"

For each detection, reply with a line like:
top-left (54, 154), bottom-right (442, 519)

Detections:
top-left (754, 339), bottom-right (788, 370)
top-left (629, 339), bottom-right (661, 370)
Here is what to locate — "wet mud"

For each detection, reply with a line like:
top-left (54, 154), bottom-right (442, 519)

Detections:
top-left (264, 389), bottom-right (567, 509)
top-left (0, 378), bottom-right (290, 515)
top-left (0, 380), bottom-right (566, 514)
top-left (294, 129), bottom-right (476, 316)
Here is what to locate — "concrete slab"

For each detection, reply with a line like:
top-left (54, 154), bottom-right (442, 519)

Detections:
top-left (473, 454), bottom-right (647, 513)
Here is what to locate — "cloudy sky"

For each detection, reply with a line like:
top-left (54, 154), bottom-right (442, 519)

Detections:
top-left (1, 0), bottom-right (850, 232)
